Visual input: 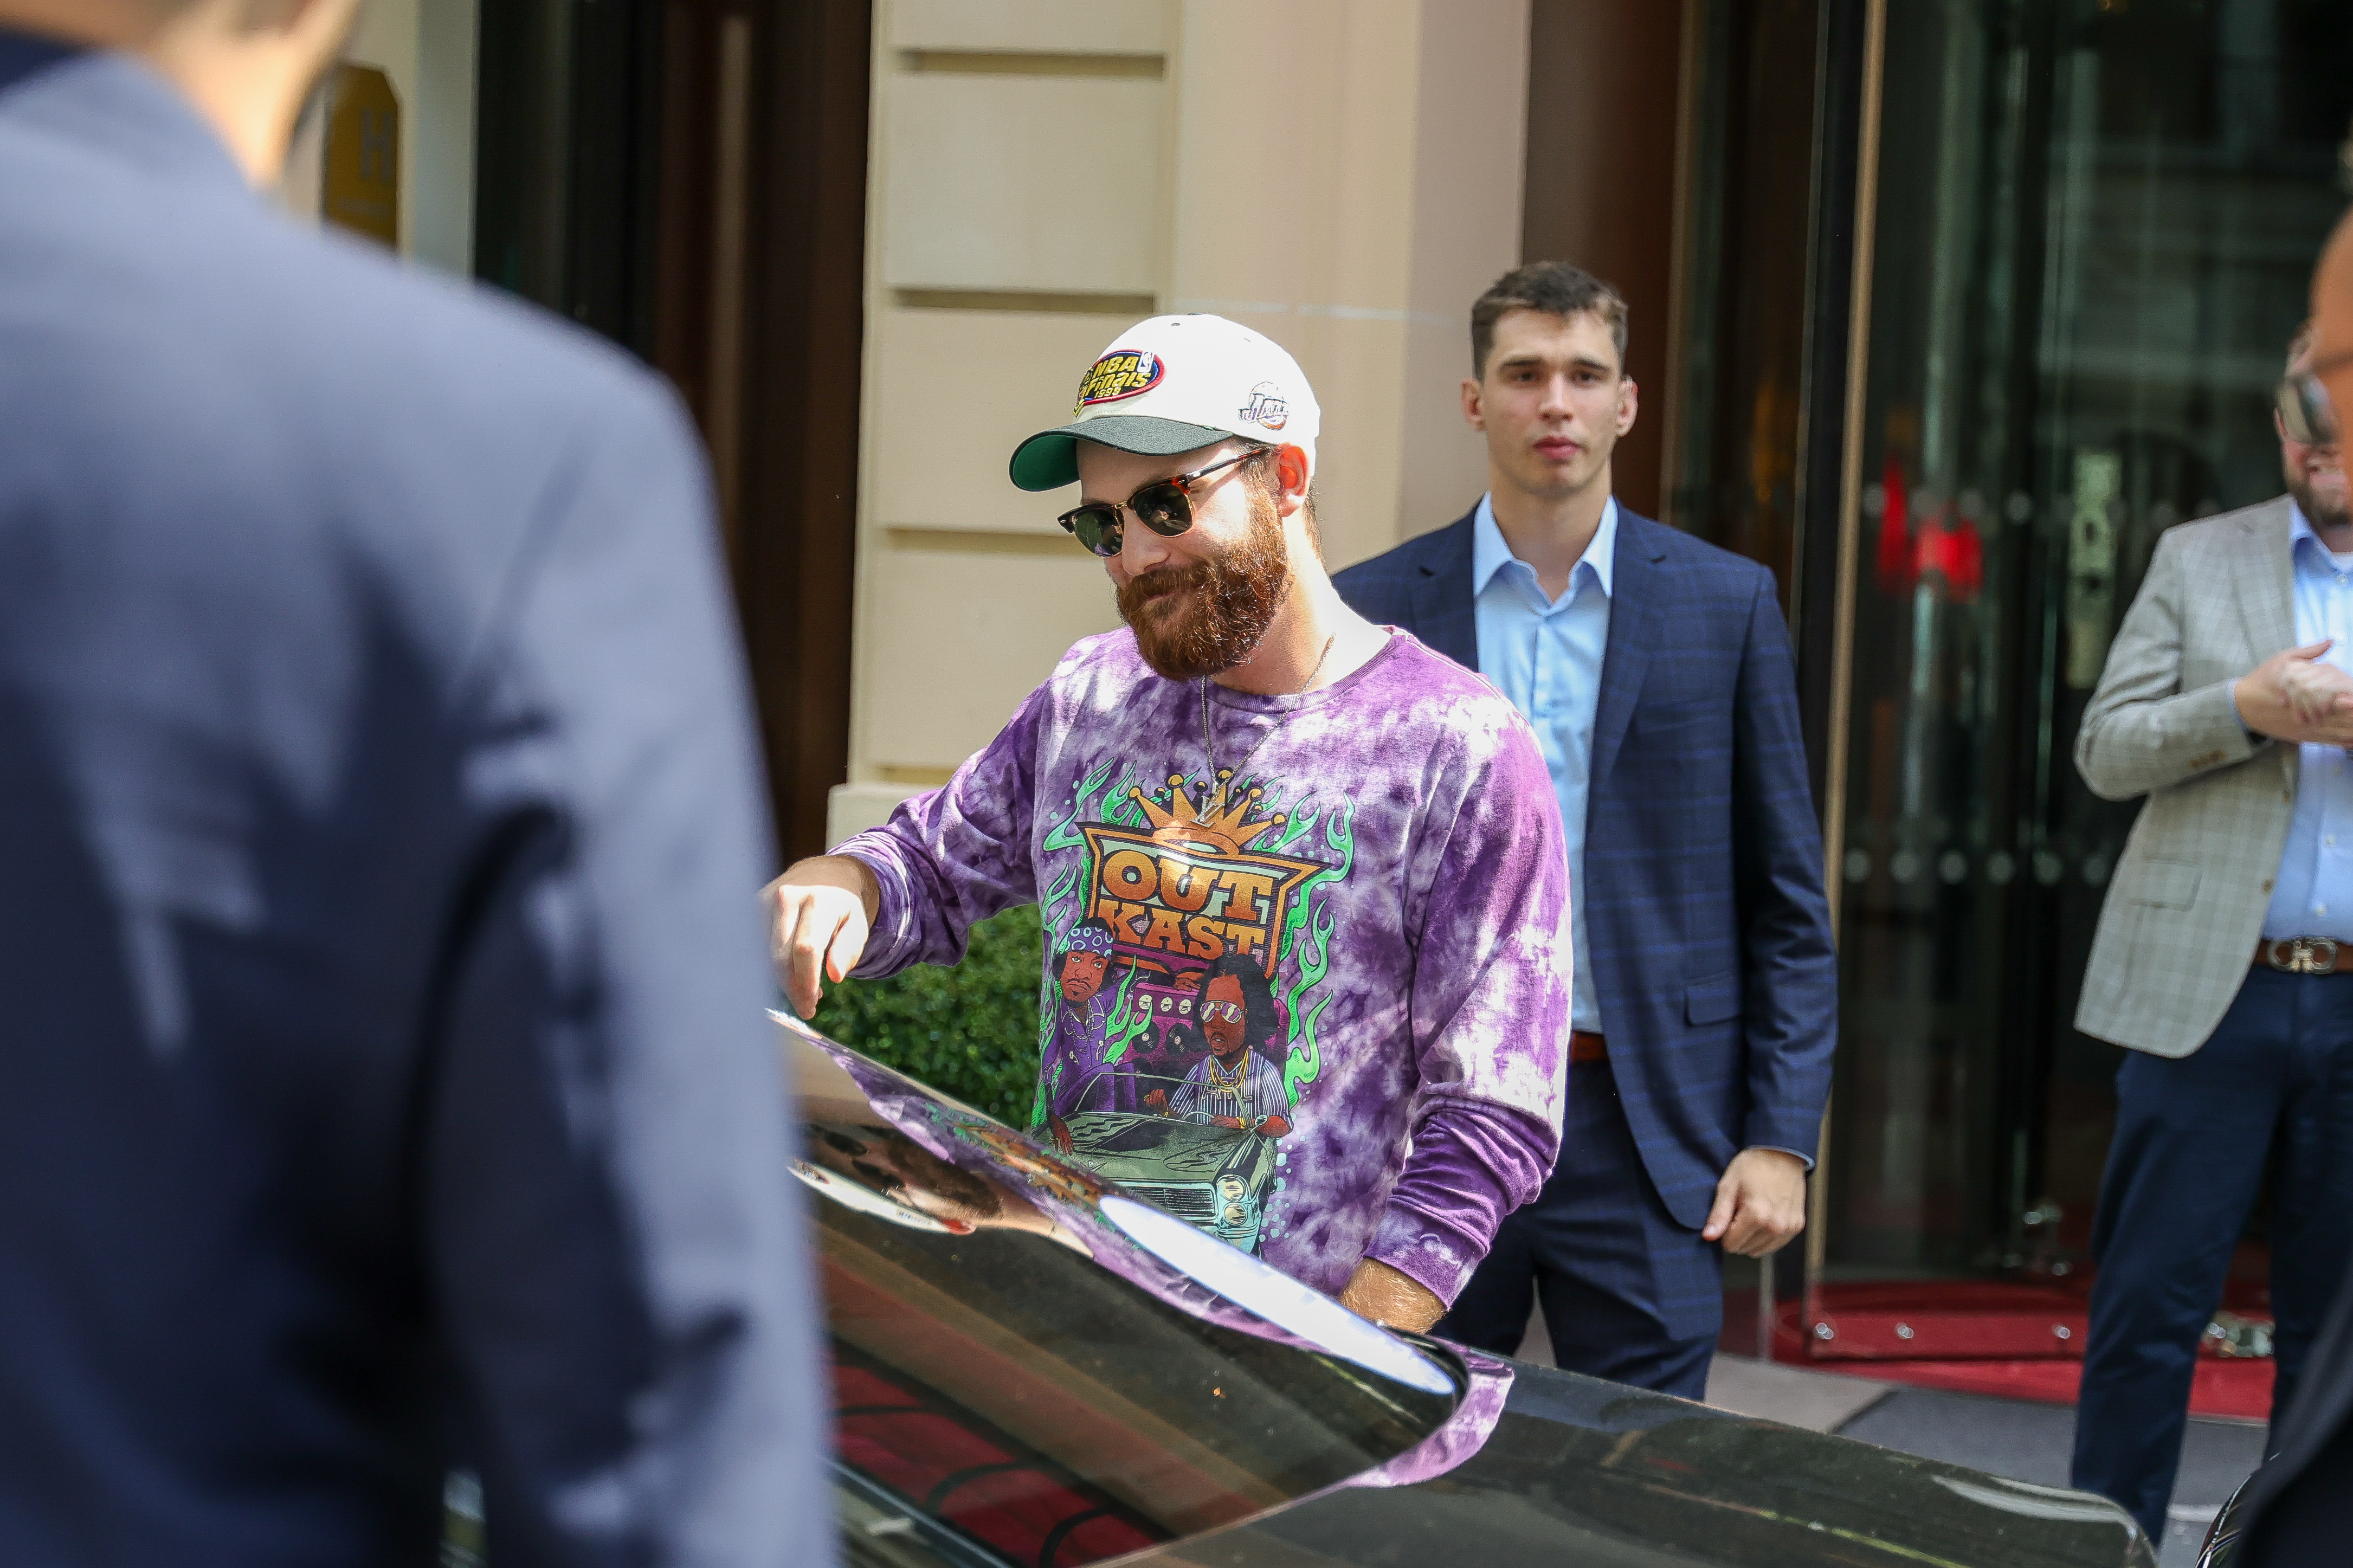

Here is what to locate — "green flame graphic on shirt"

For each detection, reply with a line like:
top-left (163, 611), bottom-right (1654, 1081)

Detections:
top-left (1270, 796), bottom-right (1354, 1107)
top-left (1041, 755), bottom-right (1156, 931)
top-left (1099, 962), bottom-right (1154, 1064)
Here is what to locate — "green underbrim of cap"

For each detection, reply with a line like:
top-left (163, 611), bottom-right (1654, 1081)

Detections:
top-left (1007, 415), bottom-right (1236, 492)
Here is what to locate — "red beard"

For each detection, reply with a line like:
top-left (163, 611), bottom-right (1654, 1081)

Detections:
top-left (1116, 493), bottom-right (1291, 681)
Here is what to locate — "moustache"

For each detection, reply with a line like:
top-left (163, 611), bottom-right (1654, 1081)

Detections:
top-left (1116, 563), bottom-right (1213, 621)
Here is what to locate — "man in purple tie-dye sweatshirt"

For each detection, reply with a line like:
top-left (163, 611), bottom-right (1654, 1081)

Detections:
top-left (770, 314), bottom-right (1572, 1331)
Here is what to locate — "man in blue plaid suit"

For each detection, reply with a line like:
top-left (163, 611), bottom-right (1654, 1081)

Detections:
top-left (1333, 262), bottom-right (1836, 1397)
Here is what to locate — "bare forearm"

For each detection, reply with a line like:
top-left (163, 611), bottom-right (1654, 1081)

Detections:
top-left (1337, 1257), bottom-right (1444, 1333)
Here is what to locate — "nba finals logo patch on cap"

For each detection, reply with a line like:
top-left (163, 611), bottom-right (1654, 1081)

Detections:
top-left (1074, 349), bottom-right (1165, 414)
top-left (1007, 313), bottom-right (1323, 493)
top-left (1238, 382), bottom-right (1289, 431)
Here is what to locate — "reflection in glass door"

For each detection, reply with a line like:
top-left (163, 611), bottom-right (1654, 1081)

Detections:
top-left (1826, 0), bottom-right (2353, 1285)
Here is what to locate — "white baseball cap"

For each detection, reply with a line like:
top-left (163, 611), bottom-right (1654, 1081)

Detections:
top-left (1008, 314), bottom-right (1321, 492)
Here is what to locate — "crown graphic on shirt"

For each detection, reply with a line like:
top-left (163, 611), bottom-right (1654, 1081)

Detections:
top-left (1129, 771), bottom-right (1284, 855)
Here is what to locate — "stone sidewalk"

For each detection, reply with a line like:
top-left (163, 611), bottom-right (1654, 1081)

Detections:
top-left (1519, 1313), bottom-right (2264, 1566)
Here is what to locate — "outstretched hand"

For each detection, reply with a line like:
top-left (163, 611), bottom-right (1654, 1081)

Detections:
top-left (1703, 1148), bottom-right (1808, 1257)
top-left (765, 854), bottom-right (880, 1018)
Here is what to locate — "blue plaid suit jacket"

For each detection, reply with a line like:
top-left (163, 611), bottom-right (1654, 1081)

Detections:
top-left (1333, 505), bottom-right (1836, 1228)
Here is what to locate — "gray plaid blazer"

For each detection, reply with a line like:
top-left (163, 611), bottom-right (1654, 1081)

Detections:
top-left (2075, 494), bottom-right (2298, 1056)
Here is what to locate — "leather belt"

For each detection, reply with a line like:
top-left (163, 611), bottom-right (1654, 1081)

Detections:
top-left (2254, 937), bottom-right (2353, 976)
top-left (1570, 1030), bottom-right (1608, 1064)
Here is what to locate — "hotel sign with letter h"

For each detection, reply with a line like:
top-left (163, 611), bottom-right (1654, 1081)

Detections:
top-left (320, 64), bottom-right (399, 250)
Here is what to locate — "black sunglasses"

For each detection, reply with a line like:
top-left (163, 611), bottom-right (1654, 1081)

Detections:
top-left (1056, 448), bottom-right (1267, 558)
top-left (2278, 349), bottom-right (2353, 447)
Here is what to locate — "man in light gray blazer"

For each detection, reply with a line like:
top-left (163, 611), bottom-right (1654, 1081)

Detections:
top-left (2070, 321), bottom-right (2353, 1546)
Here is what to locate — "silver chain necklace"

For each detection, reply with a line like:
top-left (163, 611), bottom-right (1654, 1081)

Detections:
top-left (1196, 635), bottom-right (1336, 821)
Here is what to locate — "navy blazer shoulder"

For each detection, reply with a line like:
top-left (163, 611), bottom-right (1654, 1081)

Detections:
top-left (1333, 504), bottom-right (1777, 672)
top-left (0, 43), bottom-right (821, 1567)
top-left (1335, 500), bottom-right (1834, 1229)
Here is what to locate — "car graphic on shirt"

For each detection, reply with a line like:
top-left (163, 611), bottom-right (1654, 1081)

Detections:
top-left (1057, 1105), bottom-right (1279, 1254)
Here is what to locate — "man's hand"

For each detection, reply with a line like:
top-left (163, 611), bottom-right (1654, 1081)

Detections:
top-left (1336, 1257), bottom-right (1445, 1333)
top-left (2235, 641), bottom-right (2353, 745)
top-left (765, 854), bottom-right (880, 1018)
top-left (1702, 1148), bottom-right (1808, 1258)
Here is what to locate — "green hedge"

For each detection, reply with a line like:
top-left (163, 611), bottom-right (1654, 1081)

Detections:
top-left (813, 904), bottom-right (1047, 1126)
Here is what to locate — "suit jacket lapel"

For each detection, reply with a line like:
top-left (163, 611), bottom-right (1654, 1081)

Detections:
top-left (2230, 495), bottom-right (2296, 662)
top-left (1409, 512), bottom-right (1480, 671)
top-left (1591, 517), bottom-right (1668, 790)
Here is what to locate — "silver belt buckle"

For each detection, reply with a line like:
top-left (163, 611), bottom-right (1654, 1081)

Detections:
top-left (2270, 936), bottom-right (2341, 974)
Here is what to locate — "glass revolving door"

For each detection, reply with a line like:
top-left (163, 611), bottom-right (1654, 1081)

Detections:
top-left (1821, 0), bottom-right (2353, 1326)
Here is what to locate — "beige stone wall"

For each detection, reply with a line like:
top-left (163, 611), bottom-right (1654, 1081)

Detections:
top-left (833, 0), bottom-right (1529, 843)
top-left (284, 0), bottom-right (477, 276)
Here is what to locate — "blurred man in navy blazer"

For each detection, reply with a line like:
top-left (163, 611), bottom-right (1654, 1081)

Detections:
top-left (1335, 262), bottom-right (1836, 1396)
top-left (0, 3), bottom-right (826, 1564)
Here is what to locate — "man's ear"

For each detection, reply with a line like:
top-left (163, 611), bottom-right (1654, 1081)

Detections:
top-left (1274, 445), bottom-right (1311, 508)
top-left (1615, 377), bottom-right (1640, 437)
top-left (1461, 377), bottom-right (1486, 431)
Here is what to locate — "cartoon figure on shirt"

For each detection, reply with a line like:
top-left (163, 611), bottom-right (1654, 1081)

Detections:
top-left (1039, 918), bottom-right (1133, 1130)
top-left (1053, 918), bottom-right (1118, 1056)
top-left (1145, 956), bottom-right (1291, 1137)
top-left (1035, 763), bottom-right (1354, 1254)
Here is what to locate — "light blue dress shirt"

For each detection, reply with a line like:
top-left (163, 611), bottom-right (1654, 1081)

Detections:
top-left (2263, 502), bottom-right (2353, 942)
top-left (1473, 493), bottom-right (1616, 1033)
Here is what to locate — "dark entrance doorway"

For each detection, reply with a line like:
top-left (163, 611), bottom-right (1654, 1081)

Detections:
top-left (1820, 0), bottom-right (2353, 1315)
top-left (473, 0), bottom-right (871, 863)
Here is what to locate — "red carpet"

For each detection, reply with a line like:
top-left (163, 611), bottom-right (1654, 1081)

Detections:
top-left (1746, 1280), bottom-right (2276, 1421)
top-left (1793, 1352), bottom-right (2273, 1421)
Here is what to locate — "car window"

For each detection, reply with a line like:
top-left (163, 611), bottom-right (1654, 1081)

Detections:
top-left (805, 1107), bottom-right (1459, 1568)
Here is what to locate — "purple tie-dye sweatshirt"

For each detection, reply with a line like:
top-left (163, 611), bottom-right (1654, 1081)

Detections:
top-left (835, 629), bottom-right (1571, 1305)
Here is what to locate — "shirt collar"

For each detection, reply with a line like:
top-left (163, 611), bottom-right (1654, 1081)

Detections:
top-left (1472, 493), bottom-right (1619, 601)
top-left (2290, 500), bottom-right (2333, 572)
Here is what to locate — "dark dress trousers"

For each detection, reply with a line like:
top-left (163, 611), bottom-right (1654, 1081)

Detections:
top-left (2068, 970), bottom-right (2353, 1545)
top-left (0, 38), bottom-right (824, 1567)
top-left (1335, 505), bottom-right (1836, 1395)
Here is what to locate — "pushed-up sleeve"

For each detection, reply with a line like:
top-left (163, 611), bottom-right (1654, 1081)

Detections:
top-left (1364, 713), bottom-right (1572, 1305)
top-left (835, 686), bottom-right (1047, 978)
